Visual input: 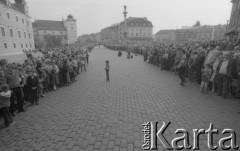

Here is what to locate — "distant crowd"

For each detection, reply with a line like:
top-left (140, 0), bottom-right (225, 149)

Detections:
top-left (105, 38), bottom-right (240, 100)
top-left (0, 44), bottom-right (94, 127)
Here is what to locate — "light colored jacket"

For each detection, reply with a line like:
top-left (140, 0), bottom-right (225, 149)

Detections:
top-left (0, 90), bottom-right (11, 108)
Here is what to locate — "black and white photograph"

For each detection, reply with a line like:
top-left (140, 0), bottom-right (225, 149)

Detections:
top-left (0, 0), bottom-right (240, 150)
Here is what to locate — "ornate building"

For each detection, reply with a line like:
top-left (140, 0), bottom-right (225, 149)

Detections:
top-left (32, 14), bottom-right (77, 47)
top-left (101, 17), bottom-right (153, 42)
top-left (0, 0), bottom-right (35, 61)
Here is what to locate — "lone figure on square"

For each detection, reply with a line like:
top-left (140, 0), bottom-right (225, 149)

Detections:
top-left (105, 60), bottom-right (110, 81)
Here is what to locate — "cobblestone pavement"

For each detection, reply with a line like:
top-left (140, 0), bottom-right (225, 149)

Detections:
top-left (0, 47), bottom-right (240, 151)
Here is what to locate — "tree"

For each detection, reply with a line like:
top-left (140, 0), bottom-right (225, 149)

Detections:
top-left (193, 21), bottom-right (201, 27)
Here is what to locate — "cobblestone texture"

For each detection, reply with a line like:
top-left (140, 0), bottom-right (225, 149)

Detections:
top-left (0, 47), bottom-right (240, 151)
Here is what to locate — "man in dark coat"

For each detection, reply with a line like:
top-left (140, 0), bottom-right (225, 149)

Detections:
top-left (192, 50), bottom-right (206, 84)
top-left (27, 70), bottom-right (39, 105)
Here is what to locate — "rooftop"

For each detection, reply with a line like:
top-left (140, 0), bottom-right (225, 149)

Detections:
top-left (0, 0), bottom-right (26, 14)
top-left (33, 20), bottom-right (66, 30)
top-left (125, 17), bottom-right (153, 27)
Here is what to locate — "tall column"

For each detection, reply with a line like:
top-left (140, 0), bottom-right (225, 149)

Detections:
top-left (236, 0), bottom-right (240, 30)
top-left (123, 5), bottom-right (128, 46)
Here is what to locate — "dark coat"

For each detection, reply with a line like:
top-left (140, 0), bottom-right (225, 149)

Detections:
top-left (26, 76), bottom-right (39, 91)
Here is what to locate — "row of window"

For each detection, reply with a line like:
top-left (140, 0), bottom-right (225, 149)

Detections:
top-left (0, 10), bottom-right (29, 26)
top-left (129, 28), bottom-right (151, 32)
top-left (2, 42), bottom-right (32, 49)
top-left (0, 26), bottom-right (31, 39)
top-left (180, 33), bottom-right (223, 37)
top-left (130, 23), bottom-right (151, 26)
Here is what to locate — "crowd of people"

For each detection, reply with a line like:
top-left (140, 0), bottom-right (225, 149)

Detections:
top-left (104, 37), bottom-right (240, 100)
top-left (0, 45), bottom-right (93, 128)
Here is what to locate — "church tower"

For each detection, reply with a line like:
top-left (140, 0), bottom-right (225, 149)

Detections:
top-left (65, 14), bottom-right (77, 45)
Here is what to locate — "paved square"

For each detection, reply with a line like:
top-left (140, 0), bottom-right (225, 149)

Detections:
top-left (0, 47), bottom-right (240, 151)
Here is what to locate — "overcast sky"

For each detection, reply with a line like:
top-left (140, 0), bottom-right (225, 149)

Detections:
top-left (22, 0), bottom-right (232, 36)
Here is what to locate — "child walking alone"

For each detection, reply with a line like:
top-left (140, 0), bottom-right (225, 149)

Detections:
top-left (105, 60), bottom-right (110, 81)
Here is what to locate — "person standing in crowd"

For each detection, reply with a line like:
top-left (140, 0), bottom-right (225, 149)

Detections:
top-left (192, 49), bottom-right (206, 84)
top-left (235, 47), bottom-right (240, 98)
top-left (143, 47), bottom-right (148, 62)
top-left (5, 65), bottom-right (26, 115)
top-left (216, 52), bottom-right (233, 99)
top-left (80, 56), bottom-right (87, 72)
top-left (77, 54), bottom-right (81, 74)
top-left (210, 52), bottom-right (223, 93)
top-left (69, 57), bottom-right (77, 83)
top-left (173, 50), bottom-right (181, 73)
top-left (51, 61), bottom-right (59, 91)
top-left (0, 69), bottom-right (6, 90)
top-left (36, 62), bottom-right (46, 97)
top-left (188, 52), bottom-right (195, 82)
top-left (62, 57), bottom-right (71, 86)
top-left (105, 60), bottom-right (110, 81)
top-left (18, 67), bottom-right (27, 104)
top-left (177, 49), bottom-right (187, 86)
top-left (86, 52), bottom-right (89, 64)
top-left (26, 70), bottom-right (39, 105)
top-left (200, 64), bottom-right (212, 93)
top-left (0, 84), bottom-right (15, 127)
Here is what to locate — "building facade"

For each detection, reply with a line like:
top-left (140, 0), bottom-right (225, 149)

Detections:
top-left (155, 25), bottom-right (226, 43)
top-left (0, 0), bottom-right (35, 57)
top-left (101, 17), bottom-right (153, 42)
top-left (155, 30), bottom-right (178, 42)
top-left (32, 14), bottom-right (77, 47)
